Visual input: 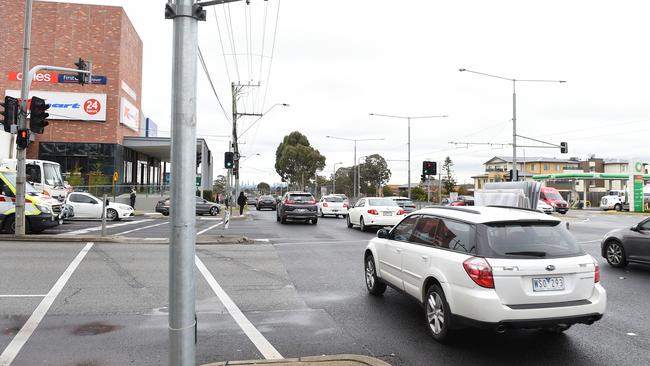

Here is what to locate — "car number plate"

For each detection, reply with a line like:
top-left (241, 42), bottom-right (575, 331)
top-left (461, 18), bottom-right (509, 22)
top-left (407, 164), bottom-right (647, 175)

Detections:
top-left (382, 212), bottom-right (393, 216)
top-left (532, 277), bottom-right (565, 292)
top-left (332, 209), bottom-right (338, 212)
top-left (295, 209), bottom-right (306, 212)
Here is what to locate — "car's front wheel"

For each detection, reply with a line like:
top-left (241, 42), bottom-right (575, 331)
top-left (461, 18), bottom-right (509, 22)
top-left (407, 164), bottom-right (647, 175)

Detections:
top-left (605, 240), bottom-right (627, 267)
top-left (209, 207), bottom-right (219, 216)
top-left (365, 254), bottom-right (386, 295)
top-left (614, 204), bottom-right (622, 212)
top-left (106, 208), bottom-right (118, 221)
top-left (311, 217), bottom-right (318, 225)
top-left (425, 284), bottom-right (451, 343)
top-left (320, 209), bottom-right (325, 218)
top-left (346, 215), bottom-right (353, 228)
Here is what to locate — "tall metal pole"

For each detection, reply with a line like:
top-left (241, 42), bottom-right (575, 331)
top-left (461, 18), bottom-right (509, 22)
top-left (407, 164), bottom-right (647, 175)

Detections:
top-left (15, 0), bottom-right (33, 236)
top-left (232, 83), bottom-right (240, 203)
top-left (407, 117), bottom-right (411, 199)
top-left (168, 0), bottom-right (198, 363)
top-left (353, 141), bottom-right (357, 199)
top-left (512, 81), bottom-right (518, 181)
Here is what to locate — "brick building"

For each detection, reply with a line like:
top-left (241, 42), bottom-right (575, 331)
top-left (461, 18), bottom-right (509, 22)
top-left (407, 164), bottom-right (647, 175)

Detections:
top-left (0, 0), bottom-right (215, 190)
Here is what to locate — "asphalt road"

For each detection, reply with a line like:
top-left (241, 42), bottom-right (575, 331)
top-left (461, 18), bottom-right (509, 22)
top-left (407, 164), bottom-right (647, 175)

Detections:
top-left (0, 209), bottom-right (649, 365)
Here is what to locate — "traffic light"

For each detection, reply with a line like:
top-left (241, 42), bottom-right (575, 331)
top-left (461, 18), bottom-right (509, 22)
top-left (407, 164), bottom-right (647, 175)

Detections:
top-left (421, 174), bottom-right (426, 183)
top-left (224, 151), bottom-right (234, 169)
top-left (232, 166), bottom-right (238, 177)
top-left (74, 58), bottom-right (91, 85)
top-left (560, 142), bottom-right (568, 154)
top-left (423, 161), bottom-right (437, 175)
top-left (1, 96), bottom-right (19, 133)
top-left (29, 96), bottom-right (50, 134)
top-left (16, 130), bottom-right (29, 150)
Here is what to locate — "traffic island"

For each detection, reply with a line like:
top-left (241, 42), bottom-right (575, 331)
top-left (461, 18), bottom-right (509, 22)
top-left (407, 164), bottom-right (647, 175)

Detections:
top-left (202, 354), bottom-right (391, 366)
top-left (0, 234), bottom-right (259, 245)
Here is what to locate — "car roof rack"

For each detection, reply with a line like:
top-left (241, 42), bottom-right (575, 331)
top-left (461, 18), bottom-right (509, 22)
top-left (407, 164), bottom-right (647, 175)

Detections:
top-left (423, 205), bottom-right (481, 215)
top-left (486, 205), bottom-right (542, 213)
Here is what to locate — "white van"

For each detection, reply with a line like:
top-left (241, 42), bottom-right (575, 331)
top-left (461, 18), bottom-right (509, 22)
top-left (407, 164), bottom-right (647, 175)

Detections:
top-left (0, 159), bottom-right (67, 201)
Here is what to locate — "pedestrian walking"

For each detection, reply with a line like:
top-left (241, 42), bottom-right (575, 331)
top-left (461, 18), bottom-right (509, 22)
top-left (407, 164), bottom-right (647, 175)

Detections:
top-left (130, 187), bottom-right (137, 209)
top-left (237, 191), bottom-right (246, 216)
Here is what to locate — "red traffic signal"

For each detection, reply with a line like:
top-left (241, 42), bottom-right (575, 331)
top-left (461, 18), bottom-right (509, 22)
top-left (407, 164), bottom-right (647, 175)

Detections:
top-left (29, 96), bottom-right (50, 134)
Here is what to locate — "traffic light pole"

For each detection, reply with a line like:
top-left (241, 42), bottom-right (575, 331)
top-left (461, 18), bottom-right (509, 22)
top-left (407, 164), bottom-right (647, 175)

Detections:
top-left (15, 0), bottom-right (33, 236)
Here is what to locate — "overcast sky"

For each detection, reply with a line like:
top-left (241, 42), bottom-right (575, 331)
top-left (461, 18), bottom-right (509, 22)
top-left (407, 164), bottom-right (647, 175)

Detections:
top-left (45, 0), bottom-right (650, 186)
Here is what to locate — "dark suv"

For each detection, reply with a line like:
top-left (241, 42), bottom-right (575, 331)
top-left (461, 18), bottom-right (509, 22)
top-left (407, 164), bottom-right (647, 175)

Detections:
top-left (277, 192), bottom-right (318, 224)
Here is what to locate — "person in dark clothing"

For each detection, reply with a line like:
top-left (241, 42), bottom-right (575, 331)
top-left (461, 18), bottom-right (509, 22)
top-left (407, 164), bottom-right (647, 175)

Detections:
top-left (237, 192), bottom-right (246, 215)
top-left (130, 187), bottom-right (137, 209)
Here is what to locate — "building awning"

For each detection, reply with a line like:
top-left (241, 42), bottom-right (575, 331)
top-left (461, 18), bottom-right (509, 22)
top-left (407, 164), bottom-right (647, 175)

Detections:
top-left (122, 137), bottom-right (209, 162)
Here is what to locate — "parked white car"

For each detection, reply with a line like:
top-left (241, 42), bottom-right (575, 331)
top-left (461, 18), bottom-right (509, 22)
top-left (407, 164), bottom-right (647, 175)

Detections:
top-left (317, 195), bottom-right (348, 218)
top-left (537, 200), bottom-right (554, 214)
top-left (364, 206), bottom-right (605, 342)
top-left (347, 197), bottom-right (405, 231)
top-left (65, 192), bottom-right (134, 221)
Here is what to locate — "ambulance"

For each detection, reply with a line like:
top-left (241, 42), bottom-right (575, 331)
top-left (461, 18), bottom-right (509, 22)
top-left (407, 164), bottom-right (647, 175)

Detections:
top-left (0, 169), bottom-right (61, 234)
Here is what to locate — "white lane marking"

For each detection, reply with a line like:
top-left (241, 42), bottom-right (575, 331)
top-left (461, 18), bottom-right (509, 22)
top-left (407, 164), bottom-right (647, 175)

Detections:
top-left (195, 256), bottom-right (282, 360)
top-left (143, 238), bottom-right (167, 241)
top-left (254, 239), bottom-right (270, 242)
top-left (196, 221), bottom-right (223, 235)
top-left (61, 219), bottom-right (153, 235)
top-left (0, 295), bottom-right (46, 298)
top-left (117, 221), bottom-right (168, 235)
top-left (578, 239), bottom-right (602, 244)
top-left (273, 240), bottom-right (368, 246)
top-left (199, 217), bottom-right (222, 221)
top-left (0, 242), bottom-right (93, 366)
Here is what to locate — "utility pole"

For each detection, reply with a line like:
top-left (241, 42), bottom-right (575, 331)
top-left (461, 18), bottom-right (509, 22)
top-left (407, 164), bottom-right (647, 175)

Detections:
top-left (231, 82), bottom-right (261, 202)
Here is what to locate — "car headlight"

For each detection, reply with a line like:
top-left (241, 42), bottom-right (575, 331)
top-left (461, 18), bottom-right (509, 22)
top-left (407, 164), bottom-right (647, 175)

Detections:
top-left (35, 204), bottom-right (51, 214)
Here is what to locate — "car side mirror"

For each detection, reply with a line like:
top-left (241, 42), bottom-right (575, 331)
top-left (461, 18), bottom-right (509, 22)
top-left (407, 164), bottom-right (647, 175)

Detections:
top-left (631, 224), bottom-right (639, 232)
top-left (377, 228), bottom-right (391, 239)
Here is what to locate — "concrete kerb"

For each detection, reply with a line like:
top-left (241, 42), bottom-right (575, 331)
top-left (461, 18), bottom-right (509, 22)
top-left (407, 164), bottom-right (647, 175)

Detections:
top-left (202, 354), bottom-right (391, 366)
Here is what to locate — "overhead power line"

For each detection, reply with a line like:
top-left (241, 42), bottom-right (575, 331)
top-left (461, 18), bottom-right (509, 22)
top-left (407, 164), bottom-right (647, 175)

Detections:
top-left (197, 46), bottom-right (231, 123)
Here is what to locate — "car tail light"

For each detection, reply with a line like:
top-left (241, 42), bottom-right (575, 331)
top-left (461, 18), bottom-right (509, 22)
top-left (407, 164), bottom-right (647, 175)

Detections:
top-left (463, 257), bottom-right (494, 288)
top-left (343, 203), bottom-right (348, 208)
top-left (367, 209), bottom-right (379, 215)
top-left (307, 200), bottom-right (317, 204)
top-left (594, 263), bottom-right (600, 283)
top-left (284, 197), bottom-right (295, 204)
top-left (409, 204), bottom-right (416, 208)
top-left (164, 200), bottom-right (170, 207)
top-left (322, 202), bottom-right (328, 207)
top-left (397, 209), bottom-right (405, 215)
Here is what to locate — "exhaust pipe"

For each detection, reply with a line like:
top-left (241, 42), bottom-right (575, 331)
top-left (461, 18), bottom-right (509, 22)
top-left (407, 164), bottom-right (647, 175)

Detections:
top-left (496, 325), bottom-right (506, 334)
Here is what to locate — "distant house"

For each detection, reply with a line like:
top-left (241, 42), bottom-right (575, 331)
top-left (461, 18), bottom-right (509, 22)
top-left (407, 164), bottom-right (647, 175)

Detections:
top-left (473, 156), bottom-right (579, 191)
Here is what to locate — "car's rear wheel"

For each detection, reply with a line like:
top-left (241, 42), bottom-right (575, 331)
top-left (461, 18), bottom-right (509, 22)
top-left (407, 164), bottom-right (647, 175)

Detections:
top-left (360, 217), bottom-right (367, 232)
top-left (320, 209), bottom-right (325, 218)
top-left (106, 208), bottom-right (118, 221)
top-left (365, 254), bottom-right (386, 295)
top-left (162, 211), bottom-right (169, 216)
top-left (209, 207), bottom-right (219, 216)
top-left (346, 215), bottom-right (353, 228)
top-left (3, 215), bottom-right (16, 234)
top-left (425, 284), bottom-right (451, 342)
top-left (312, 217), bottom-right (318, 225)
top-left (605, 240), bottom-right (627, 267)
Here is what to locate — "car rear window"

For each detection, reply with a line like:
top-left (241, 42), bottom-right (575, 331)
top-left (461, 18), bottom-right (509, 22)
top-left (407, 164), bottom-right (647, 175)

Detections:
top-left (288, 194), bottom-right (315, 202)
top-left (368, 198), bottom-right (398, 206)
top-left (479, 221), bottom-right (583, 258)
top-left (324, 197), bottom-right (343, 202)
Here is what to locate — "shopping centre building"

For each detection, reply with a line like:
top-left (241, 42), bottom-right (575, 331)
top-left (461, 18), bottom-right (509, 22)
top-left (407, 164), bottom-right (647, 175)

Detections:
top-left (0, 0), bottom-right (213, 190)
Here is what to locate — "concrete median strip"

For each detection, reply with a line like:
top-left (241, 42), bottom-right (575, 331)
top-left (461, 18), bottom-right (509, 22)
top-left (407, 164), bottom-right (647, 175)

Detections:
top-left (201, 354), bottom-right (391, 366)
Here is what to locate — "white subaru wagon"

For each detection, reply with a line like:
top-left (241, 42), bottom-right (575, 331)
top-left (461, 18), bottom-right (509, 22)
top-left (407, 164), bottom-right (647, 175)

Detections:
top-left (364, 206), bottom-right (606, 342)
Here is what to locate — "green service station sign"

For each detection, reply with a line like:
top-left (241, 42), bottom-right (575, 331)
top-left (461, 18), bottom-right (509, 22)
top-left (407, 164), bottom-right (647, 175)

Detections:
top-left (629, 161), bottom-right (645, 212)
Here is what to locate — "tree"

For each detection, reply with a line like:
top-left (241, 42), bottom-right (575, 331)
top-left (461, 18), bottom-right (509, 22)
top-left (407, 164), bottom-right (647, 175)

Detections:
top-left (359, 154), bottom-right (391, 196)
top-left (411, 186), bottom-right (427, 201)
top-left (334, 166), bottom-right (354, 197)
top-left (213, 175), bottom-right (226, 193)
top-left (382, 185), bottom-right (394, 197)
top-left (257, 182), bottom-right (270, 194)
top-left (275, 131), bottom-right (326, 189)
top-left (442, 156), bottom-right (456, 194)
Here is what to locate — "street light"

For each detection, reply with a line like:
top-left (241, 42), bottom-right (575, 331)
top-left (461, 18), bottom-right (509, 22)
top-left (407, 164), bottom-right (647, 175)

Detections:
top-left (459, 68), bottom-right (565, 181)
top-left (239, 103), bottom-right (289, 138)
top-left (332, 161), bottom-right (343, 193)
top-left (369, 113), bottom-right (448, 199)
top-left (325, 135), bottom-right (384, 199)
